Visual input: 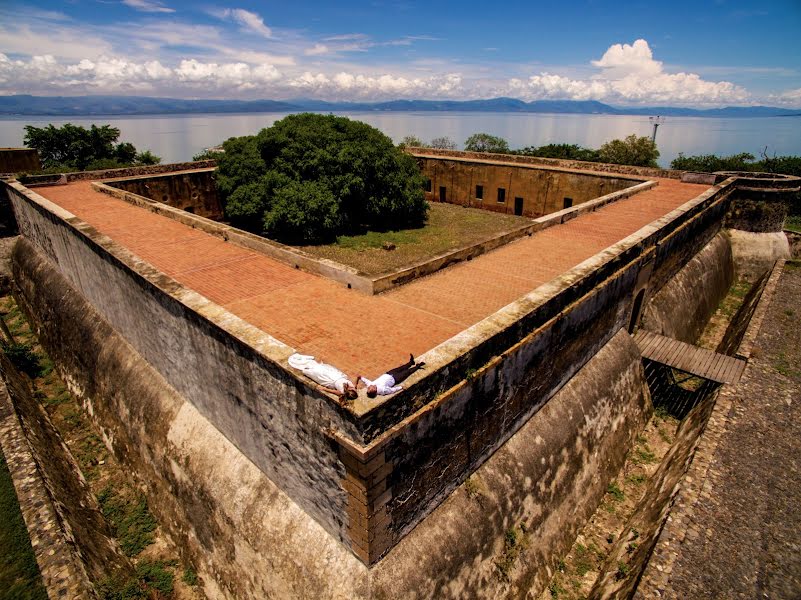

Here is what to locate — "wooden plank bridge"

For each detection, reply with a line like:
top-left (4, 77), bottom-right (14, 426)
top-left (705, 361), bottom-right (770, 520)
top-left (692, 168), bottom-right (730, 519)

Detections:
top-left (634, 330), bottom-right (747, 385)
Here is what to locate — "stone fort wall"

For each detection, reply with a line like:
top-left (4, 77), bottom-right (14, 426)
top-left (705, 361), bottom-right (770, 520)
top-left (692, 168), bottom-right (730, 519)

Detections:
top-left (1, 170), bottom-right (743, 592)
top-left (2, 180), bottom-right (360, 554)
top-left (103, 168), bottom-right (223, 220)
top-left (415, 153), bottom-right (643, 217)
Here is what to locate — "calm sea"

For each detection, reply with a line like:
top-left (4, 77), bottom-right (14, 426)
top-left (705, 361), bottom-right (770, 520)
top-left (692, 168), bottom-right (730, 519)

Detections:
top-left (1, 111), bottom-right (799, 168)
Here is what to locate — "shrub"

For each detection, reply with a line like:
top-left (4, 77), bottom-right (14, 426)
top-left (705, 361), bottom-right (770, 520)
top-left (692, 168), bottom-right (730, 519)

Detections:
top-left (517, 143), bottom-right (600, 162)
top-left (464, 132), bottom-right (510, 154)
top-left (429, 136), bottom-right (457, 150)
top-left (1, 341), bottom-right (41, 377)
top-left (598, 134), bottom-right (660, 167)
top-left (670, 152), bottom-right (757, 172)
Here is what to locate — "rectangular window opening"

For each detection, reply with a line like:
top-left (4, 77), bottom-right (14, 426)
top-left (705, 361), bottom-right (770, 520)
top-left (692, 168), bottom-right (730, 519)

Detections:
top-left (563, 197), bottom-right (573, 209)
top-left (424, 178), bottom-right (432, 192)
top-left (497, 187), bottom-right (506, 203)
top-left (475, 184), bottom-right (484, 200)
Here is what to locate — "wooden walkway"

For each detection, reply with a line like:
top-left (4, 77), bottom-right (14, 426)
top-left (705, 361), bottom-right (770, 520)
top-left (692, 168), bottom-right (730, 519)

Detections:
top-left (634, 330), bottom-right (746, 385)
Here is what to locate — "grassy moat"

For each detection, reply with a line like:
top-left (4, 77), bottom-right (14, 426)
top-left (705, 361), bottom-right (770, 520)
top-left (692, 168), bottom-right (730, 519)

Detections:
top-left (298, 202), bottom-right (530, 275)
top-left (0, 296), bottom-right (203, 600)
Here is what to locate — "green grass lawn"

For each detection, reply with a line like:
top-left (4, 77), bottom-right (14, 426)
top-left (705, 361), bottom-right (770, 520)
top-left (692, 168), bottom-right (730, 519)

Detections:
top-left (298, 202), bottom-right (530, 275)
top-left (0, 450), bottom-right (47, 600)
top-left (786, 215), bottom-right (801, 233)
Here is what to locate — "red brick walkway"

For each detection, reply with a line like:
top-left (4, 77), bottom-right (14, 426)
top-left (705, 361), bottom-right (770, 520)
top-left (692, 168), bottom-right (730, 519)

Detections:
top-left (37, 178), bottom-right (707, 377)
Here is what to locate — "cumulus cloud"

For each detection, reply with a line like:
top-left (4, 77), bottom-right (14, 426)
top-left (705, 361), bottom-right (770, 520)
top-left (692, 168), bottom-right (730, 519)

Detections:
top-left (122, 0), bottom-right (175, 14)
top-left (289, 70), bottom-right (463, 98)
top-left (591, 39), bottom-right (662, 78)
top-left (218, 8), bottom-right (272, 38)
top-left (0, 53), bottom-right (281, 93)
top-left (510, 39), bottom-right (750, 106)
top-left (769, 87), bottom-right (801, 107)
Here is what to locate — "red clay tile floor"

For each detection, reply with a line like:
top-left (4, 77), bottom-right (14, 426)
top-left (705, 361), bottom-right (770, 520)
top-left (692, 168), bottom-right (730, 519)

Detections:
top-left (37, 178), bottom-right (708, 378)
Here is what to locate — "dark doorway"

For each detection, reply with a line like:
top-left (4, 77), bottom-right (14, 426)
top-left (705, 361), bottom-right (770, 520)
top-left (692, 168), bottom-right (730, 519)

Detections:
top-left (563, 197), bottom-right (573, 209)
top-left (628, 288), bottom-right (647, 333)
top-left (439, 186), bottom-right (447, 202)
top-left (514, 197), bottom-right (524, 216)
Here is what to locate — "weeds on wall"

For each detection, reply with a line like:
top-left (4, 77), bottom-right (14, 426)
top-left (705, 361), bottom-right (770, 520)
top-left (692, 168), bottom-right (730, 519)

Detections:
top-left (0, 297), bottom-right (202, 599)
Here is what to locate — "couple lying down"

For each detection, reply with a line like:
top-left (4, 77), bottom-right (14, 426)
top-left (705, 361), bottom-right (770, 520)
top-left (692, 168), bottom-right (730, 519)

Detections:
top-left (288, 353), bottom-right (425, 400)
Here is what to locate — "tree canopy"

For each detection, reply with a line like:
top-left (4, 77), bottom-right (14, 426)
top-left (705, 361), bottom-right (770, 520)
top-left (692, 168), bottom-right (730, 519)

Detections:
top-left (216, 113), bottom-right (428, 244)
top-left (399, 135), bottom-right (426, 148)
top-left (23, 123), bottom-right (160, 171)
top-left (429, 136), bottom-right (457, 150)
top-left (464, 133), bottom-right (510, 154)
top-left (597, 134), bottom-right (660, 168)
top-left (517, 143), bottom-right (601, 162)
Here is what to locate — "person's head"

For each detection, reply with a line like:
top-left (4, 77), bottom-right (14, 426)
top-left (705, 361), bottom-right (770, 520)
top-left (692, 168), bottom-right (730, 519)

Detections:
top-left (344, 384), bottom-right (358, 400)
top-left (366, 384), bottom-right (378, 398)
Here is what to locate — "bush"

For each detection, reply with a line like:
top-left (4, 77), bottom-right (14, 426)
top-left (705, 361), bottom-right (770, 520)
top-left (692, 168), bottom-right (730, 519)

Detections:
top-left (464, 133), bottom-right (510, 154)
top-left (670, 152), bottom-right (757, 172)
top-left (216, 113), bottom-right (427, 244)
top-left (399, 135), bottom-right (426, 148)
top-left (517, 143), bottom-right (600, 162)
top-left (598, 134), bottom-right (660, 167)
top-left (192, 149), bottom-right (224, 161)
top-left (1, 342), bottom-right (41, 377)
top-left (429, 136), bottom-right (457, 150)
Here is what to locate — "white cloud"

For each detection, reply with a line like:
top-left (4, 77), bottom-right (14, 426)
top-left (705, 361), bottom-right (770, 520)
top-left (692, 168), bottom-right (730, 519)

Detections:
top-left (289, 70), bottom-right (464, 99)
top-left (0, 23), bottom-right (115, 60)
top-left (305, 44), bottom-right (329, 56)
top-left (218, 8), bottom-right (272, 38)
top-left (175, 59), bottom-right (280, 88)
top-left (591, 39), bottom-right (662, 78)
top-left (771, 87), bottom-right (801, 107)
top-left (122, 0), bottom-right (175, 14)
top-left (0, 53), bottom-right (281, 94)
top-left (509, 39), bottom-right (750, 106)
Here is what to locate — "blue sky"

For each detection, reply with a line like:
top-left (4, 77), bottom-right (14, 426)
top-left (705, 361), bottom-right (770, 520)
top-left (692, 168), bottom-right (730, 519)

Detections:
top-left (0, 0), bottom-right (799, 106)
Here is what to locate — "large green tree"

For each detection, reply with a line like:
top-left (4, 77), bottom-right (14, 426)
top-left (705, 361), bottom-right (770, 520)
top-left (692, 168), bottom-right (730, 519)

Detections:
top-left (216, 113), bottom-right (428, 244)
top-left (23, 123), bottom-right (160, 171)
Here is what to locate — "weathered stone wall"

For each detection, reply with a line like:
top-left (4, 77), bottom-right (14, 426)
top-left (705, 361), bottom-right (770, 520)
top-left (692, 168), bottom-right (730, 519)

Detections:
top-left (623, 260), bottom-right (786, 600)
top-left (0, 361), bottom-right (95, 599)
top-left (369, 328), bottom-right (651, 599)
top-left (416, 155), bottom-right (639, 217)
top-left (0, 148), bottom-right (41, 173)
top-left (8, 244), bottom-right (651, 598)
top-left (17, 160), bottom-right (216, 186)
top-left (10, 243), bottom-right (369, 599)
top-left (728, 229), bottom-right (791, 281)
top-left (0, 351), bottom-right (131, 597)
top-left (641, 232), bottom-right (734, 343)
top-left (4, 182), bottom-right (360, 554)
top-left (104, 169), bottom-right (222, 220)
top-left (334, 180), bottom-right (731, 562)
top-left (786, 230), bottom-right (801, 259)
top-left (410, 148), bottom-right (682, 179)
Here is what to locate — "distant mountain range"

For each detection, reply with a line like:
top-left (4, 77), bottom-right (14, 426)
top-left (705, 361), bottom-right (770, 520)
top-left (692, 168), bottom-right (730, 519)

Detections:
top-left (1, 94), bottom-right (799, 118)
